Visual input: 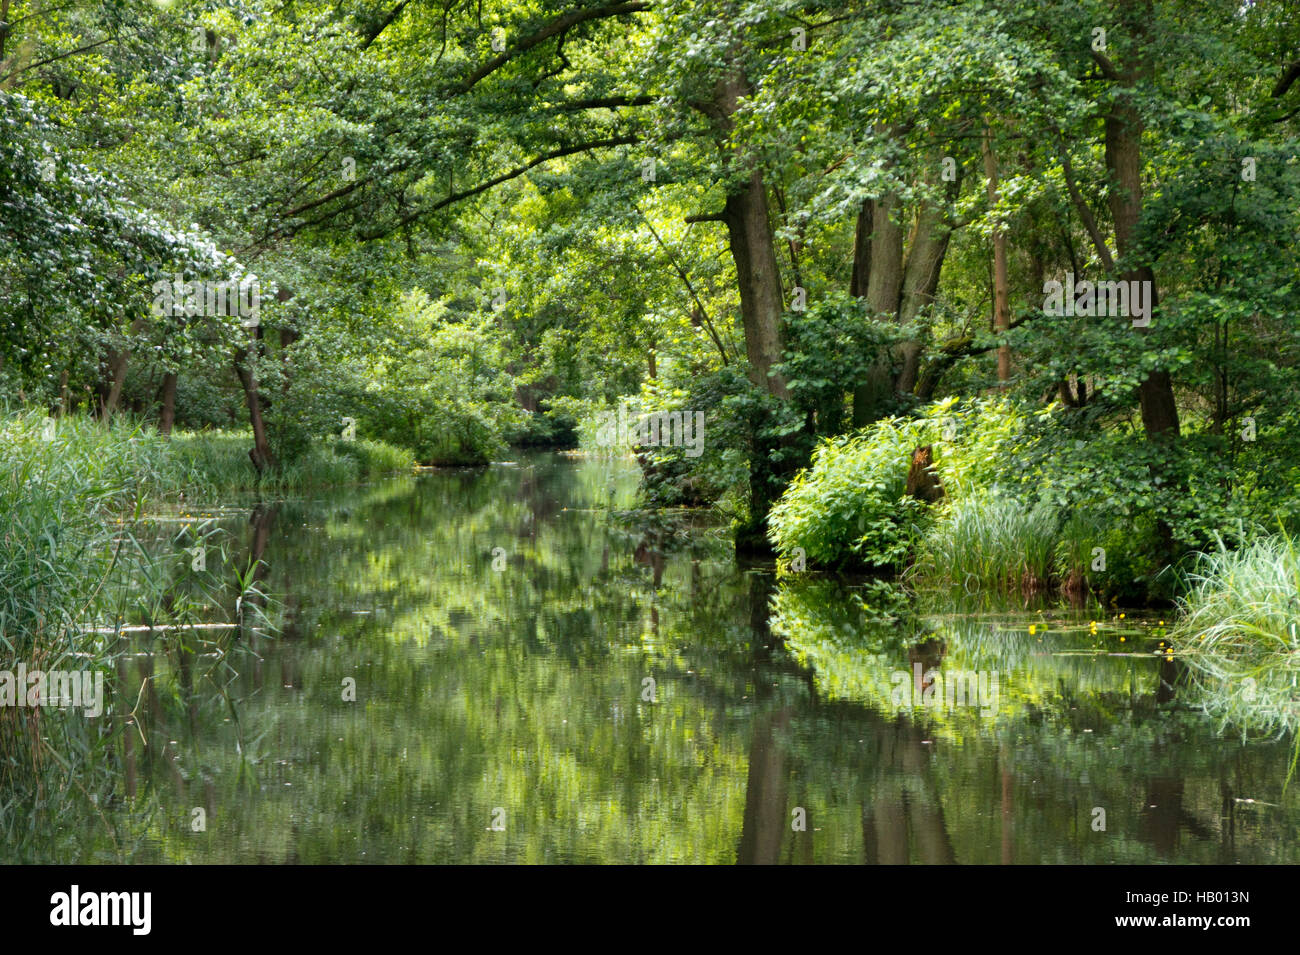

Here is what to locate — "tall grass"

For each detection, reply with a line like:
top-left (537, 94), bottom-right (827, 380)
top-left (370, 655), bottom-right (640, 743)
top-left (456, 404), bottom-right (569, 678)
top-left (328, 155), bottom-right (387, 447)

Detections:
top-left (0, 412), bottom-right (290, 846)
top-left (0, 413), bottom-right (151, 656)
top-left (1173, 535), bottom-right (1300, 742)
top-left (157, 431), bottom-right (415, 498)
top-left (0, 412), bottom-right (413, 662)
top-left (0, 412), bottom-right (154, 805)
top-left (0, 410), bottom-right (410, 855)
top-left (909, 494), bottom-right (1058, 600)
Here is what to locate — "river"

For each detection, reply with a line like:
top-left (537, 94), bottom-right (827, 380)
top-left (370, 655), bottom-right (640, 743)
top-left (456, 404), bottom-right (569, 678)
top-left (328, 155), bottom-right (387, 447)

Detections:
top-left (27, 452), bottom-right (1299, 863)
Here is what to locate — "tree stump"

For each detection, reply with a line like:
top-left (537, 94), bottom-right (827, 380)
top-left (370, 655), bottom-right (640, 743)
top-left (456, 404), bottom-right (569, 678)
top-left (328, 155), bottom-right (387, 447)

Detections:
top-left (905, 445), bottom-right (945, 503)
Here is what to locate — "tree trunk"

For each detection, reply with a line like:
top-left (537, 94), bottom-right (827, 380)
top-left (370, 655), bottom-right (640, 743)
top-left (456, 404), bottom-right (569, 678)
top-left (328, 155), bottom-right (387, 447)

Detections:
top-left (899, 197), bottom-right (954, 329)
top-left (159, 372), bottom-right (177, 436)
top-left (867, 196), bottom-right (906, 319)
top-left (983, 130), bottom-right (1011, 383)
top-left (849, 201), bottom-right (872, 298)
top-left (852, 174), bottom-right (957, 419)
top-left (100, 315), bottom-right (147, 421)
top-left (234, 332), bottom-right (274, 474)
top-left (1104, 3), bottom-right (1179, 439)
top-left (722, 167), bottom-right (789, 401)
top-left (851, 194), bottom-right (905, 426)
top-left (101, 352), bottom-right (128, 419)
top-left (849, 199), bottom-right (889, 426)
top-left (700, 62), bottom-right (800, 553)
top-left (897, 185), bottom-right (956, 394)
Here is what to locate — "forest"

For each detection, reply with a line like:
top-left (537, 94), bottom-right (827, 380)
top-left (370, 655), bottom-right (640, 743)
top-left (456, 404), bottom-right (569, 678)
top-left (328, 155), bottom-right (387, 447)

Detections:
top-left (2, 0), bottom-right (1299, 868)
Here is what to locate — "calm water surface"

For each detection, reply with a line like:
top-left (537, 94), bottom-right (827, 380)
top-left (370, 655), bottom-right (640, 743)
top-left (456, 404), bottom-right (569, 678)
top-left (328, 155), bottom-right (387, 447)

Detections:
top-left (40, 453), bottom-right (1300, 863)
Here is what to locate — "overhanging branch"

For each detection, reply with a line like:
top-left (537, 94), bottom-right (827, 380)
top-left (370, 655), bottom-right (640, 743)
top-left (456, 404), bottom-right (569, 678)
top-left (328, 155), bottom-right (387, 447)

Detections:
top-left (453, 0), bottom-right (650, 94)
top-left (1273, 58), bottom-right (1300, 98)
top-left (358, 134), bottom-right (638, 239)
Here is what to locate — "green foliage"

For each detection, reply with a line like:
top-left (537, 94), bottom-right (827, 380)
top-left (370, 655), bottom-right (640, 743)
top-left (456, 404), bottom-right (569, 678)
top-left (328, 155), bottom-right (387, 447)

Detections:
top-left (768, 398), bottom-right (1033, 570)
top-left (505, 408), bottom-right (578, 449)
top-left (1055, 511), bottom-right (1109, 593)
top-left (769, 422), bottom-right (927, 570)
top-left (1007, 424), bottom-right (1285, 563)
top-left (342, 294), bottom-right (516, 466)
top-left (781, 296), bottom-right (901, 434)
top-left (636, 369), bottom-right (756, 511)
top-left (1092, 519), bottom-right (1170, 606)
top-left (5, 0), bottom-right (1300, 862)
top-left (0, 91), bottom-right (234, 402)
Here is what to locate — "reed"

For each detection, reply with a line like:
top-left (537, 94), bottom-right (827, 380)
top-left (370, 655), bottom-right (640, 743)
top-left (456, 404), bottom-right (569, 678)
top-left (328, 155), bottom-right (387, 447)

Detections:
top-left (1173, 534), bottom-right (1300, 740)
top-left (909, 493), bottom-right (1059, 600)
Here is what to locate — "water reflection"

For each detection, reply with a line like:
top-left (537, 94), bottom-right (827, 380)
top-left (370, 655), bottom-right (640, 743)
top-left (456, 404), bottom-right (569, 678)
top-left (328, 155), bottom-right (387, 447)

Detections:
top-left (16, 454), bottom-right (1299, 863)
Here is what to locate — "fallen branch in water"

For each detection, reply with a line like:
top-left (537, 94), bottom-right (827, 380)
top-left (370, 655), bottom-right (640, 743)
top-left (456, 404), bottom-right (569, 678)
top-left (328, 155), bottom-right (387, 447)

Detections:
top-left (79, 623), bottom-right (238, 634)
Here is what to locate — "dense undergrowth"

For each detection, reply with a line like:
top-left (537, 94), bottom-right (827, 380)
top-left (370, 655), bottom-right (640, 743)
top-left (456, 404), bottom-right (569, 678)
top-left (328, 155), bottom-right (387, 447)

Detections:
top-left (766, 397), bottom-right (1286, 605)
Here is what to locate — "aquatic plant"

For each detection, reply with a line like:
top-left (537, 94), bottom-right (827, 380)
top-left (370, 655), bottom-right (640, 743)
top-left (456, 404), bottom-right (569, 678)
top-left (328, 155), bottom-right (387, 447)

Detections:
top-left (1174, 534), bottom-right (1300, 744)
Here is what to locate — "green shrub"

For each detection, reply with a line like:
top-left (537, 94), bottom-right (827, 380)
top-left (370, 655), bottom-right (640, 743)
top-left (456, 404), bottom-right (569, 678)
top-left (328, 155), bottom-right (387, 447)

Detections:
top-left (1051, 512), bottom-right (1167, 605)
top-left (1092, 519), bottom-right (1170, 605)
top-left (769, 422), bottom-right (928, 570)
top-left (768, 397), bottom-right (1034, 570)
top-left (505, 407), bottom-right (578, 449)
top-left (1007, 429), bottom-right (1265, 561)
